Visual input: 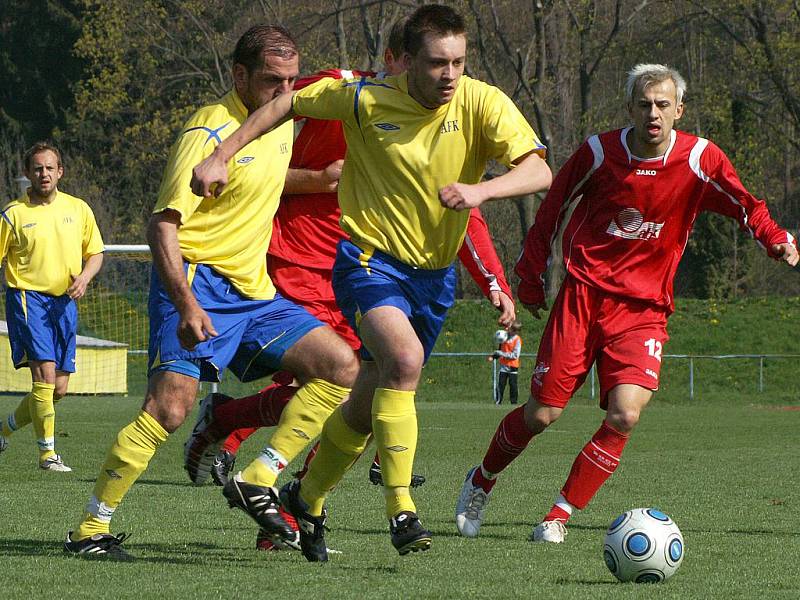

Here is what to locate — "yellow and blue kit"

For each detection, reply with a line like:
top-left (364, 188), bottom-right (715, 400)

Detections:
top-left (293, 73), bottom-right (546, 358)
top-left (0, 191), bottom-right (104, 370)
top-left (149, 90), bottom-right (323, 381)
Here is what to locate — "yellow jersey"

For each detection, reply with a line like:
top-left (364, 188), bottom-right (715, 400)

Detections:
top-left (0, 191), bottom-right (104, 296)
top-left (154, 90), bottom-right (293, 299)
top-left (293, 73), bottom-right (545, 269)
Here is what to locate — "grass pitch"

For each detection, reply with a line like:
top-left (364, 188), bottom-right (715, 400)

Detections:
top-left (0, 392), bottom-right (798, 599)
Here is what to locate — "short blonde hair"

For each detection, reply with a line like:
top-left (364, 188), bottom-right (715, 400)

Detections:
top-left (625, 64), bottom-right (686, 105)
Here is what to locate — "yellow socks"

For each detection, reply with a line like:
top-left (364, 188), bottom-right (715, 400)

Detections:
top-left (74, 411), bottom-right (168, 540)
top-left (372, 388), bottom-right (418, 518)
top-left (2, 393), bottom-right (33, 437)
top-left (241, 378), bottom-right (349, 487)
top-left (299, 407), bottom-right (370, 516)
top-left (27, 382), bottom-right (57, 463)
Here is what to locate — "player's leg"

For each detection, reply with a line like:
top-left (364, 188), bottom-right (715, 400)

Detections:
top-left (456, 277), bottom-right (594, 538)
top-left (27, 360), bottom-right (62, 469)
top-left (543, 384), bottom-right (649, 533)
top-left (66, 369), bottom-right (196, 559)
top-left (235, 324), bottom-right (357, 489)
top-left (532, 297), bottom-right (668, 543)
top-left (509, 370), bottom-right (519, 404)
top-left (497, 371), bottom-right (508, 404)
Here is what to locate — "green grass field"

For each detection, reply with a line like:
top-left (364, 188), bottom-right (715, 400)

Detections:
top-left (1, 396), bottom-right (799, 597)
top-left (1, 298), bottom-right (799, 598)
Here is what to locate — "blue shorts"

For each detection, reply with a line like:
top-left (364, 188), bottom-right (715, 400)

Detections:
top-left (5, 288), bottom-right (77, 372)
top-left (332, 239), bottom-right (456, 363)
top-left (148, 263), bottom-right (324, 382)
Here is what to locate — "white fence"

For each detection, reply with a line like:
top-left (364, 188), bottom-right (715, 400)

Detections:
top-left (433, 352), bottom-right (800, 401)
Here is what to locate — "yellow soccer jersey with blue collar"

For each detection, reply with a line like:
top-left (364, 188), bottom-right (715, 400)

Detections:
top-left (0, 191), bottom-right (104, 296)
top-left (154, 90), bottom-right (293, 299)
top-left (292, 73), bottom-right (546, 269)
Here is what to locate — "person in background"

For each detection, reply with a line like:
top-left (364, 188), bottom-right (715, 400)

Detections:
top-left (0, 141), bottom-right (104, 473)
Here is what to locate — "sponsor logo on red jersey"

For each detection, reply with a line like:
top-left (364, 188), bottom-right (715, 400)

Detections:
top-left (606, 208), bottom-right (664, 241)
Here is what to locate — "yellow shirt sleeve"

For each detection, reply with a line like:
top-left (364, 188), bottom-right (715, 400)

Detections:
top-left (292, 76), bottom-right (361, 124)
top-left (154, 106), bottom-right (225, 223)
top-left (81, 202), bottom-right (104, 258)
top-left (0, 204), bottom-right (14, 260)
top-left (480, 86), bottom-right (547, 167)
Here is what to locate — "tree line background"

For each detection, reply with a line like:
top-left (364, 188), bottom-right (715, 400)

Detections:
top-left (1, 0), bottom-right (799, 300)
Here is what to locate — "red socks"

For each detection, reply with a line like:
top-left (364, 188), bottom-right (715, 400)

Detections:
top-left (212, 383), bottom-right (296, 441)
top-left (474, 405), bottom-right (535, 492)
top-left (560, 421), bottom-right (629, 511)
top-left (221, 427), bottom-right (257, 454)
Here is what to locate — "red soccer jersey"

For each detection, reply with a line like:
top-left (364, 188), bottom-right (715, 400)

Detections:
top-left (516, 128), bottom-right (796, 311)
top-left (269, 69), bottom-right (512, 298)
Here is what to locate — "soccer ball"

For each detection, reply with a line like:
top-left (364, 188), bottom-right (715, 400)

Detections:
top-left (603, 508), bottom-right (684, 583)
top-left (493, 329), bottom-right (508, 344)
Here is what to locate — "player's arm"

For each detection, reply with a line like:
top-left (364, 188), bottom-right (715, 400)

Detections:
top-left (516, 142), bottom-right (595, 318)
top-left (146, 210), bottom-right (217, 350)
top-left (283, 160), bottom-right (344, 195)
top-left (67, 253), bottom-right (103, 300)
top-left (699, 143), bottom-right (798, 267)
top-left (191, 92), bottom-right (296, 198)
top-left (439, 151), bottom-right (552, 211)
top-left (457, 208), bottom-right (515, 327)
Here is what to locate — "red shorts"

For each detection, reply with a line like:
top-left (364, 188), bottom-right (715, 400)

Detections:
top-left (269, 255), bottom-right (361, 351)
top-left (531, 276), bottom-right (669, 409)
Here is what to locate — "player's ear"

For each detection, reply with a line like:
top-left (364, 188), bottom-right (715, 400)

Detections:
top-left (232, 63), bottom-right (248, 91)
top-left (674, 101), bottom-right (684, 121)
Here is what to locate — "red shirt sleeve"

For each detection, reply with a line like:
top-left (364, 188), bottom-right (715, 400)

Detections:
top-left (515, 141), bottom-right (596, 305)
top-left (457, 208), bottom-right (512, 298)
top-left (698, 141), bottom-right (797, 257)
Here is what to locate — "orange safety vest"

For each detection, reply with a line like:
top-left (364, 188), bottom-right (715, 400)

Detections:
top-left (499, 335), bottom-right (521, 369)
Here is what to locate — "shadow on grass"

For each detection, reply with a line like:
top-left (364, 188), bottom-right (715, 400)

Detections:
top-left (75, 478), bottom-right (198, 488)
top-left (0, 538), bottom-right (274, 567)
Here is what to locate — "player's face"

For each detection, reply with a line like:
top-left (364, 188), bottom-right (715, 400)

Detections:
top-left (628, 78), bottom-right (684, 158)
top-left (405, 32), bottom-right (466, 109)
top-left (235, 53), bottom-right (299, 114)
top-left (24, 150), bottom-right (62, 200)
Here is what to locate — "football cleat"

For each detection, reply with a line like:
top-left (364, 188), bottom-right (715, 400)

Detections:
top-left (0, 434), bottom-right (7, 454)
top-left (455, 466), bottom-right (491, 538)
top-left (40, 454), bottom-right (72, 472)
top-left (279, 479), bottom-right (329, 562)
top-left (210, 449), bottom-right (236, 487)
top-left (183, 393), bottom-right (232, 485)
top-left (368, 460), bottom-right (427, 488)
top-left (64, 531), bottom-right (134, 561)
top-left (390, 511), bottom-right (432, 555)
top-left (256, 506), bottom-right (301, 551)
top-left (530, 520), bottom-right (567, 544)
top-left (222, 475), bottom-right (294, 542)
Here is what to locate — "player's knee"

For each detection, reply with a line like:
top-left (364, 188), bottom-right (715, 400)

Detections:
top-left (524, 399), bottom-right (562, 434)
top-left (606, 409), bottom-right (640, 433)
top-left (141, 394), bottom-right (190, 433)
top-left (317, 343), bottom-right (360, 388)
top-left (381, 348), bottom-right (424, 386)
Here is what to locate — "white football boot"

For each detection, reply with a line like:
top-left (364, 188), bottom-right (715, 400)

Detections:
top-left (530, 520), bottom-right (567, 543)
top-left (455, 466), bottom-right (492, 538)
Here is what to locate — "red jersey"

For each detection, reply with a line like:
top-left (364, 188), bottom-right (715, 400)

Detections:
top-left (270, 68), bottom-right (512, 298)
top-left (517, 128), bottom-right (796, 311)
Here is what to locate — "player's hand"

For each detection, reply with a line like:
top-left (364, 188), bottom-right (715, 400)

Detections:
top-left (177, 304), bottom-right (218, 350)
top-left (66, 274), bottom-right (90, 300)
top-left (191, 151), bottom-right (229, 198)
top-left (439, 182), bottom-right (487, 211)
top-left (321, 159), bottom-right (344, 192)
top-left (772, 242), bottom-right (799, 267)
top-left (489, 290), bottom-right (516, 328)
top-left (523, 301), bottom-right (547, 320)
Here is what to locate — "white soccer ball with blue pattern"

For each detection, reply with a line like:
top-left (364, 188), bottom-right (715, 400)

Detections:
top-left (493, 329), bottom-right (509, 345)
top-left (603, 508), bottom-right (684, 583)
